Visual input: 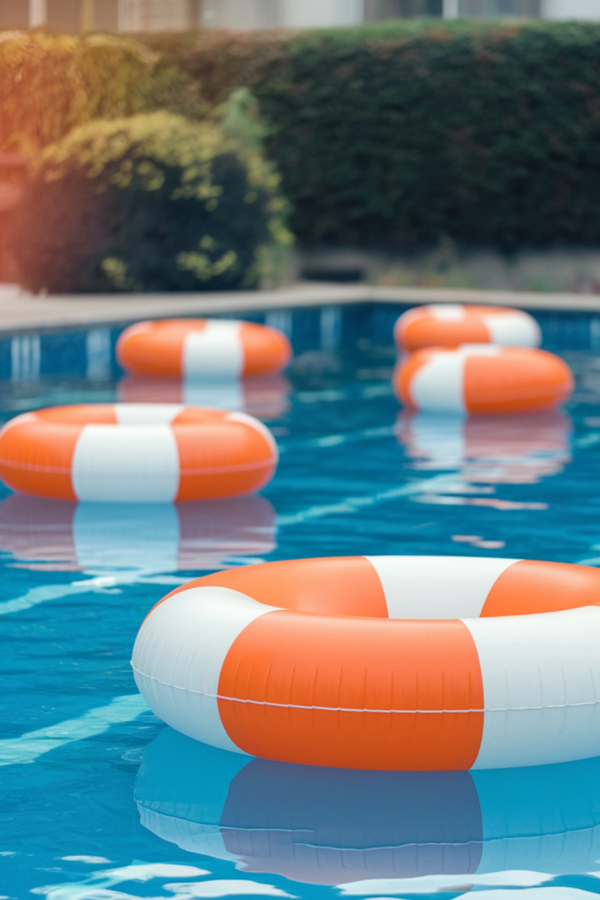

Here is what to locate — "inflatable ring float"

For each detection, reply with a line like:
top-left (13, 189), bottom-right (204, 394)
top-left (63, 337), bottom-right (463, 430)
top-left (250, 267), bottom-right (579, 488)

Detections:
top-left (136, 727), bottom-right (600, 883)
top-left (117, 318), bottom-right (292, 379)
top-left (394, 345), bottom-right (573, 414)
top-left (132, 555), bottom-right (600, 771)
top-left (0, 403), bottom-right (278, 503)
top-left (394, 304), bottom-right (541, 352)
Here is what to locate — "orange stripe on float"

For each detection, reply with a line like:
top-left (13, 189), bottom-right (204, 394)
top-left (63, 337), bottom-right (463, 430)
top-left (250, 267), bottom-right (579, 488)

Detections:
top-left (140, 557), bottom-right (387, 625)
top-left (118, 320), bottom-right (207, 377)
top-left (173, 411), bottom-right (276, 502)
top-left (464, 349), bottom-right (573, 414)
top-left (196, 557), bottom-right (387, 617)
top-left (400, 310), bottom-right (489, 352)
top-left (0, 418), bottom-right (81, 500)
top-left (481, 559), bottom-right (600, 617)
top-left (239, 322), bottom-right (291, 376)
top-left (36, 405), bottom-right (118, 425)
top-left (218, 613), bottom-right (484, 770)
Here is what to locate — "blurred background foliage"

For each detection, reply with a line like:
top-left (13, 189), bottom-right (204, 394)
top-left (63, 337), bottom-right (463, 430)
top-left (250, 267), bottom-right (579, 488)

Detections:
top-left (156, 20), bottom-right (600, 251)
top-left (6, 20), bottom-right (600, 291)
top-left (0, 31), bottom-right (206, 154)
top-left (12, 110), bottom-right (291, 293)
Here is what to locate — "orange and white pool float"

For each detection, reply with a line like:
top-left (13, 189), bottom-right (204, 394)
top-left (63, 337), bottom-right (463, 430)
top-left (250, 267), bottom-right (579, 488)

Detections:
top-left (117, 319), bottom-right (292, 379)
top-left (394, 304), bottom-right (541, 352)
top-left (132, 555), bottom-right (600, 771)
top-left (394, 345), bottom-right (573, 414)
top-left (0, 404), bottom-right (278, 502)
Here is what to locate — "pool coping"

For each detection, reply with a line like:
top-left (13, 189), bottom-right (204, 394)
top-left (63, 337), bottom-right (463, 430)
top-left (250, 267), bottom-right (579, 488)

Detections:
top-left (2, 282), bottom-right (600, 335)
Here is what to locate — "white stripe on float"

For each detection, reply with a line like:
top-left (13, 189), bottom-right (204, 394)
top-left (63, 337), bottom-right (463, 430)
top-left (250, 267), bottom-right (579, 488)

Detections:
top-left (72, 424), bottom-right (180, 503)
top-left (428, 304), bottom-right (466, 322)
top-left (132, 587), bottom-right (278, 754)
top-left (0, 694), bottom-right (148, 767)
top-left (366, 555), bottom-right (518, 620)
top-left (465, 606), bottom-right (600, 769)
top-left (114, 403), bottom-right (184, 425)
top-left (483, 311), bottom-right (541, 347)
top-left (183, 320), bottom-right (244, 379)
top-left (409, 351), bottom-right (466, 413)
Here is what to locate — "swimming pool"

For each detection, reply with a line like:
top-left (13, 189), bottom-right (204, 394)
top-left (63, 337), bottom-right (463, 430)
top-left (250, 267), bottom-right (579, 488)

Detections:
top-left (2, 302), bottom-right (600, 900)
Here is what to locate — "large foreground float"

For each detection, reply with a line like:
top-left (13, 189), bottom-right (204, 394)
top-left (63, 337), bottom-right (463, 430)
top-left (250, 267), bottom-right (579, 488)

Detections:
top-left (132, 555), bottom-right (600, 770)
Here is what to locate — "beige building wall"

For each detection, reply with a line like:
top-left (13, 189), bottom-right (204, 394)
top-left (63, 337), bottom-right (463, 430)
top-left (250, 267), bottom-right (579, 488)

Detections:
top-left (119, 0), bottom-right (198, 32)
top-left (2, 0), bottom-right (600, 32)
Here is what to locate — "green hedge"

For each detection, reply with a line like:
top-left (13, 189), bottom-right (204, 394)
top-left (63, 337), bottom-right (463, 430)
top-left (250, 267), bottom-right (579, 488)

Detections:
top-left (13, 110), bottom-right (290, 293)
top-left (150, 21), bottom-right (600, 250)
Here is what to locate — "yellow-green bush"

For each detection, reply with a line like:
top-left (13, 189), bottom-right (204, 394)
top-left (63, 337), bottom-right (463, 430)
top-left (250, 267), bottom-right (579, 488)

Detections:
top-left (12, 111), bottom-right (291, 293)
top-left (0, 31), bottom-right (203, 154)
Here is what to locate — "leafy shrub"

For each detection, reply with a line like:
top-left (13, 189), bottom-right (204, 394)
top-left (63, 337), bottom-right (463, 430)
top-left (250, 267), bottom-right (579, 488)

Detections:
top-left (0, 31), bottom-right (203, 154)
top-left (12, 110), bottom-right (291, 293)
top-left (153, 20), bottom-right (600, 250)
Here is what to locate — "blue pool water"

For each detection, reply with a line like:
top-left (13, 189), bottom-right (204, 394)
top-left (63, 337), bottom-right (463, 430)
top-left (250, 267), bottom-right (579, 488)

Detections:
top-left (2, 302), bottom-right (600, 899)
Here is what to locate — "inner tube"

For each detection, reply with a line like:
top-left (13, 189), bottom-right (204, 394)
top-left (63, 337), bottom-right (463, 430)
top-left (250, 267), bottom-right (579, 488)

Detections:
top-left (132, 555), bottom-right (600, 770)
top-left (135, 727), bottom-right (600, 885)
top-left (394, 304), bottom-right (541, 352)
top-left (0, 493), bottom-right (276, 572)
top-left (117, 319), bottom-right (292, 379)
top-left (0, 403), bottom-right (278, 503)
top-left (394, 345), bottom-right (573, 414)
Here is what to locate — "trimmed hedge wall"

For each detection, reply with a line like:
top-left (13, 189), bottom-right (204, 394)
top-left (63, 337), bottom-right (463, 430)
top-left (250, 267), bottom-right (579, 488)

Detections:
top-left (148, 21), bottom-right (600, 250)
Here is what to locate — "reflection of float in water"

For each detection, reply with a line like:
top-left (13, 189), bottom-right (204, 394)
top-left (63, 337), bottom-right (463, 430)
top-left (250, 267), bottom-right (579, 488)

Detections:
top-left (396, 410), bottom-right (571, 485)
top-left (0, 494), bottom-right (276, 572)
top-left (135, 727), bottom-right (600, 887)
top-left (117, 373), bottom-right (291, 421)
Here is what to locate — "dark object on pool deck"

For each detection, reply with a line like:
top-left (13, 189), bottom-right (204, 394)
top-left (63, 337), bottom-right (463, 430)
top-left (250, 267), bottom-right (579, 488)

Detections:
top-left (300, 266), bottom-right (366, 283)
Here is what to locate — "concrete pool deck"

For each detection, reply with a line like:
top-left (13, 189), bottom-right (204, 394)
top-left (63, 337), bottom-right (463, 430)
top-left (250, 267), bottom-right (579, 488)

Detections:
top-left (2, 282), bottom-right (600, 334)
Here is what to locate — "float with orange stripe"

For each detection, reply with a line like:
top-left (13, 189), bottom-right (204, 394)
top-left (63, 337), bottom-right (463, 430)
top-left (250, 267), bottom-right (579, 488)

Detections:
top-left (394, 304), bottom-right (541, 352)
top-left (0, 403), bottom-right (278, 502)
top-left (117, 318), bottom-right (292, 379)
top-left (394, 345), bottom-right (573, 414)
top-left (132, 555), bottom-right (600, 771)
